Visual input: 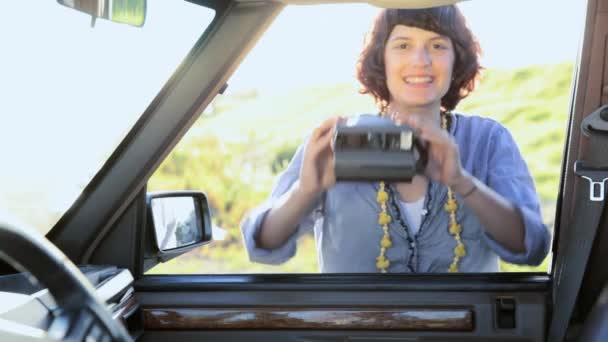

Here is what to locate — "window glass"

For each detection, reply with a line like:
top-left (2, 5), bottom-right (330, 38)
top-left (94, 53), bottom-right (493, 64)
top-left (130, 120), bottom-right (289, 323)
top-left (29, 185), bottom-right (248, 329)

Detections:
top-left (0, 0), bottom-right (215, 235)
top-left (147, 0), bottom-right (585, 274)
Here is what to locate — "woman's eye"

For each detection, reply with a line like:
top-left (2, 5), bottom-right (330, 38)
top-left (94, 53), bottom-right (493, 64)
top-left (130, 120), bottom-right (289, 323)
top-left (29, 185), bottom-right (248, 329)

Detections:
top-left (397, 43), bottom-right (408, 49)
top-left (433, 43), bottom-right (447, 50)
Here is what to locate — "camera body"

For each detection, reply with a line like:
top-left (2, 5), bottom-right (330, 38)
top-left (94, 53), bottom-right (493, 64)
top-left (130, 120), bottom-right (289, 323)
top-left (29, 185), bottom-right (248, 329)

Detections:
top-left (333, 115), bottom-right (427, 182)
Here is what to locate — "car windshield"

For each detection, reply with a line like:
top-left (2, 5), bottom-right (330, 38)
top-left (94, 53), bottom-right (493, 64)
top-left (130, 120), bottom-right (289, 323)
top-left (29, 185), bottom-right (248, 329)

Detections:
top-left (0, 0), bottom-right (215, 235)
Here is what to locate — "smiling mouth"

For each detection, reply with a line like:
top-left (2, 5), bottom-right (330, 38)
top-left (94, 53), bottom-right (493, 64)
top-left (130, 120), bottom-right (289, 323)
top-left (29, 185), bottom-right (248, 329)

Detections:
top-left (404, 76), bottom-right (434, 84)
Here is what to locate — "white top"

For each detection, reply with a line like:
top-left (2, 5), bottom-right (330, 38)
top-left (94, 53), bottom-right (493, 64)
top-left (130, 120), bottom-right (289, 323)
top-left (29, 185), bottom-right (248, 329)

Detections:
top-left (399, 196), bottom-right (426, 236)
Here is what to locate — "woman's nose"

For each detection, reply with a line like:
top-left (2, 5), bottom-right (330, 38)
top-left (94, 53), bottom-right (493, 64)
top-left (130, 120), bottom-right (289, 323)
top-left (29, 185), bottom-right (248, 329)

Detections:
top-left (411, 48), bottom-right (431, 66)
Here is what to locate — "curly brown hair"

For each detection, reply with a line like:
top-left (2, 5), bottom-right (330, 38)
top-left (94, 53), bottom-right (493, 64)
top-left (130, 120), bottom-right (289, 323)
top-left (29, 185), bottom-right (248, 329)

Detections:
top-left (356, 6), bottom-right (482, 112)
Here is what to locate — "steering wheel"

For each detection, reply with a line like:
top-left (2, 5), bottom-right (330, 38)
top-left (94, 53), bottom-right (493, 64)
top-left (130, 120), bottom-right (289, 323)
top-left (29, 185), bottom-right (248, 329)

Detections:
top-left (0, 215), bottom-right (132, 341)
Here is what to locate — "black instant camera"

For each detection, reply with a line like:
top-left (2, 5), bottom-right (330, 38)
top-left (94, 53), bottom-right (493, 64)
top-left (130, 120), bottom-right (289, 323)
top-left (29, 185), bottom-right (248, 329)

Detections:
top-left (332, 115), bottom-right (428, 182)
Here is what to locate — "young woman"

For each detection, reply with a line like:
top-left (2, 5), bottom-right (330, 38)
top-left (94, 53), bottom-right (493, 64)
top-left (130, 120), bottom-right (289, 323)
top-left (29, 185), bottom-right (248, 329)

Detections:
top-left (240, 5), bottom-right (551, 273)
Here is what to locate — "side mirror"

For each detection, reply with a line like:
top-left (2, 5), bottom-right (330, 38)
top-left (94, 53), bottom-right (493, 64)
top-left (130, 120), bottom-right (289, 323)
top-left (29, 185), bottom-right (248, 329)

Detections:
top-left (147, 191), bottom-right (212, 262)
top-left (57, 0), bottom-right (146, 27)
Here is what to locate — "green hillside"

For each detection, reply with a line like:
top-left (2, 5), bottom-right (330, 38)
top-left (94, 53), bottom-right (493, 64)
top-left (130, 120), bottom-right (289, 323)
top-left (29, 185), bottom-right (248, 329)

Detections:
top-left (149, 61), bottom-right (574, 274)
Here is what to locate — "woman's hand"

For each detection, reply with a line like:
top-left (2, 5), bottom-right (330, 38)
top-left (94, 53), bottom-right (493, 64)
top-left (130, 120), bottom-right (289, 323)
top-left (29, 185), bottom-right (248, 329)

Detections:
top-left (297, 116), bottom-right (344, 196)
top-left (399, 114), bottom-right (471, 191)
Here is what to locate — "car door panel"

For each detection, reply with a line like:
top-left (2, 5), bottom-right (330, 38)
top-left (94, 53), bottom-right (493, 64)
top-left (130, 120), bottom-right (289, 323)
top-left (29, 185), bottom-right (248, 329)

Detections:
top-left (136, 275), bottom-right (548, 341)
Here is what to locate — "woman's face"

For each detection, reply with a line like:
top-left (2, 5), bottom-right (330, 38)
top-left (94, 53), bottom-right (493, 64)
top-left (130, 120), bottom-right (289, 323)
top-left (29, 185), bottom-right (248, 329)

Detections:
top-left (383, 25), bottom-right (455, 111)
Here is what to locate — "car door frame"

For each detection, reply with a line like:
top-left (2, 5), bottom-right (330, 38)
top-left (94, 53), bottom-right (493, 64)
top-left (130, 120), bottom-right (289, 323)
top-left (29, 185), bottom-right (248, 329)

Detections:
top-left (548, 0), bottom-right (608, 337)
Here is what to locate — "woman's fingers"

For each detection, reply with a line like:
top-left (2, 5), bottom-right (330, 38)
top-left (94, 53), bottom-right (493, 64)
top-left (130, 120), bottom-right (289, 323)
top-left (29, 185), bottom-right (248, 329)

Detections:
top-left (302, 116), bottom-right (343, 191)
top-left (305, 119), bottom-right (333, 165)
top-left (388, 112), bottom-right (465, 186)
top-left (312, 116), bottom-right (341, 140)
top-left (404, 115), bottom-right (449, 144)
top-left (310, 116), bottom-right (344, 154)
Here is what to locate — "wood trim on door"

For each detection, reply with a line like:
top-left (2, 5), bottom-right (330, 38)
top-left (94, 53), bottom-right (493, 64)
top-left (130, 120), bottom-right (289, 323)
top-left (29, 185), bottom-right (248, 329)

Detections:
top-left (143, 307), bottom-right (474, 331)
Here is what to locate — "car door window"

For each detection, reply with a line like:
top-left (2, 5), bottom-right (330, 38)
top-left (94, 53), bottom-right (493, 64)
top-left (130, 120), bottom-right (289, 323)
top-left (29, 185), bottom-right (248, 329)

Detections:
top-left (147, 1), bottom-right (585, 274)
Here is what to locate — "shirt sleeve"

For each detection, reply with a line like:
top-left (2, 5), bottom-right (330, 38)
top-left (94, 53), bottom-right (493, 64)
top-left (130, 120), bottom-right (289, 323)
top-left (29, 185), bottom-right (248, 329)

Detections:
top-left (482, 125), bottom-right (551, 266)
top-left (240, 138), bottom-right (323, 265)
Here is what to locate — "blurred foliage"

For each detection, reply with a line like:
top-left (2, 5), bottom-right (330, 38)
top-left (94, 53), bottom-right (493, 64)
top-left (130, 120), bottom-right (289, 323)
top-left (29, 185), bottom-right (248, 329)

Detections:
top-left (147, 61), bottom-right (573, 275)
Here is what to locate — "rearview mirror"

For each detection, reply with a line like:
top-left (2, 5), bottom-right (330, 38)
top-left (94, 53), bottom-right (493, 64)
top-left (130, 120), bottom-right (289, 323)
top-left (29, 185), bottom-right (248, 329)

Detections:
top-left (147, 191), bottom-right (212, 262)
top-left (57, 0), bottom-right (146, 27)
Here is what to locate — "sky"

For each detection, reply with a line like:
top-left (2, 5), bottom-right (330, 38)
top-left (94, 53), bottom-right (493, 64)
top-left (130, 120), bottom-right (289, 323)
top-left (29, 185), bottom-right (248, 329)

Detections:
top-left (229, 0), bottom-right (586, 92)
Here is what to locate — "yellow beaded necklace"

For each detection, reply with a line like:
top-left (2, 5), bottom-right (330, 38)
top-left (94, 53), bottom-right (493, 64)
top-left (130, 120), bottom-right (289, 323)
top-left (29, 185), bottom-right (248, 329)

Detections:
top-left (375, 112), bottom-right (466, 273)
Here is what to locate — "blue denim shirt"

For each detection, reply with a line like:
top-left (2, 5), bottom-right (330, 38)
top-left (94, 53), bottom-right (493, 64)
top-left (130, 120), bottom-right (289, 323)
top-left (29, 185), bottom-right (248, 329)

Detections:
top-left (240, 113), bottom-right (551, 273)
